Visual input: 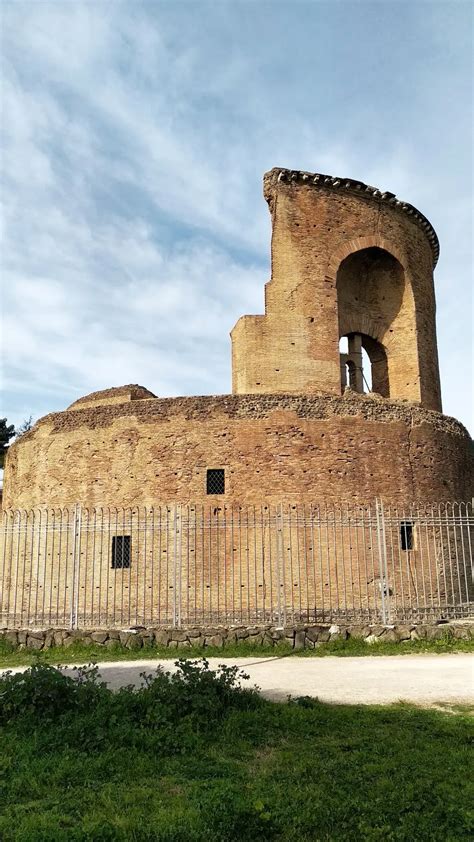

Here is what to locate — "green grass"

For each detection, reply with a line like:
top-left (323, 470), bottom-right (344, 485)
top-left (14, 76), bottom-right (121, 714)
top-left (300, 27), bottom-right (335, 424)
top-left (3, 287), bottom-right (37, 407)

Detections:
top-left (0, 634), bottom-right (472, 668)
top-left (0, 660), bottom-right (472, 842)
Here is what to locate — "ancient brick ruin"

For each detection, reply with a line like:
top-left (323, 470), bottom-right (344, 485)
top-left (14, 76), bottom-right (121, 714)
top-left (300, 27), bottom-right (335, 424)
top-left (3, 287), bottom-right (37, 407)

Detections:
top-left (4, 168), bottom-right (472, 509)
top-left (1, 168), bottom-right (472, 629)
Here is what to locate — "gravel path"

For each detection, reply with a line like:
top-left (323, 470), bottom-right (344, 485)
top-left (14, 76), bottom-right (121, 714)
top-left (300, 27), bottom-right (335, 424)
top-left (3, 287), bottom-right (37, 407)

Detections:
top-left (4, 653), bottom-right (472, 705)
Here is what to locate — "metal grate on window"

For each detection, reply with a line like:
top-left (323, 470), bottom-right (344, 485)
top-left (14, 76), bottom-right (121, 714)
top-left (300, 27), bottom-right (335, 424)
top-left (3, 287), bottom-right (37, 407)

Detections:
top-left (206, 468), bottom-right (225, 495)
top-left (111, 535), bottom-right (131, 569)
top-left (400, 521), bottom-right (414, 551)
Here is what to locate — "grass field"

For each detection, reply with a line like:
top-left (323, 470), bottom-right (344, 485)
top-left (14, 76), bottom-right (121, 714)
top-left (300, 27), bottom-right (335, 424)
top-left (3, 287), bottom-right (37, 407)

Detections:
top-left (0, 633), bottom-right (472, 669)
top-left (0, 659), bottom-right (473, 842)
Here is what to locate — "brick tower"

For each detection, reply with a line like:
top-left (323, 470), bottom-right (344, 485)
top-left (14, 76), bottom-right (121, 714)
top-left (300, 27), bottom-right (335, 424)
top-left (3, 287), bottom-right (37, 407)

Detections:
top-left (231, 168), bottom-right (442, 412)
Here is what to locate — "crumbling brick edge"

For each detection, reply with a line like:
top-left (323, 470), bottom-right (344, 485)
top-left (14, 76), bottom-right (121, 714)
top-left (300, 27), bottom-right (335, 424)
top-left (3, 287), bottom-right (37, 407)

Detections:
top-left (1, 621), bottom-right (473, 652)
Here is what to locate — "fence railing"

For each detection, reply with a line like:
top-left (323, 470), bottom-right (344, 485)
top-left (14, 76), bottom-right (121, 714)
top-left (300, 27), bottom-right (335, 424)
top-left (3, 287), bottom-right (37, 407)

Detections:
top-left (0, 501), bottom-right (472, 629)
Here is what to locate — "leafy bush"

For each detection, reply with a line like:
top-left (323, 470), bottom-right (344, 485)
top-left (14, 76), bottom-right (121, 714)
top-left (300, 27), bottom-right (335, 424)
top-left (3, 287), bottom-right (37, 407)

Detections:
top-left (0, 662), bottom-right (106, 724)
top-left (0, 658), bottom-right (261, 757)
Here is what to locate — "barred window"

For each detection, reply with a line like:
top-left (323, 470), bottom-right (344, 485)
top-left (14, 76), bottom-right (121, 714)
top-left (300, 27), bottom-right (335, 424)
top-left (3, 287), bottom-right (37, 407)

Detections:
top-left (400, 521), bottom-right (414, 551)
top-left (111, 535), bottom-right (131, 569)
top-left (206, 468), bottom-right (225, 495)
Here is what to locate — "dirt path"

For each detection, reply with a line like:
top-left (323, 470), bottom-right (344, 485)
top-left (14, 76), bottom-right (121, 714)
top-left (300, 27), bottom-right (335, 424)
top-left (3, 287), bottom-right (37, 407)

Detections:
top-left (4, 653), bottom-right (472, 705)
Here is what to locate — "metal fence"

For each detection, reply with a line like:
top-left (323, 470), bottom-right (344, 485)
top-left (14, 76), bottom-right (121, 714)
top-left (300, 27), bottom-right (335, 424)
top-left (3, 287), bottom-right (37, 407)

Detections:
top-left (0, 501), bottom-right (472, 629)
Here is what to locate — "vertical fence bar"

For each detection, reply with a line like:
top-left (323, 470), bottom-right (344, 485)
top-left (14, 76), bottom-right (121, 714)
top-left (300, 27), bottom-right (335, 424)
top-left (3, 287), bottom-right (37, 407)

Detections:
top-left (276, 503), bottom-right (284, 627)
top-left (69, 504), bottom-right (81, 630)
top-left (172, 504), bottom-right (177, 628)
top-left (12, 511), bottom-right (22, 627)
top-left (375, 500), bottom-right (387, 625)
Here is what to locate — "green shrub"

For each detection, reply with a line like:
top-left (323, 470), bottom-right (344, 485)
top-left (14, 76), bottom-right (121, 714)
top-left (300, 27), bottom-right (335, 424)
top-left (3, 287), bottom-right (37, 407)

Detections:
top-left (0, 662), bottom-right (106, 725)
top-left (0, 658), bottom-right (262, 757)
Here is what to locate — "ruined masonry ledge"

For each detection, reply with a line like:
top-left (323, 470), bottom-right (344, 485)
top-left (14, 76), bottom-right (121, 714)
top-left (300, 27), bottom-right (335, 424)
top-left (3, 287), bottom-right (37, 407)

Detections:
top-left (19, 390), bottom-right (471, 439)
top-left (265, 166), bottom-right (440, 265)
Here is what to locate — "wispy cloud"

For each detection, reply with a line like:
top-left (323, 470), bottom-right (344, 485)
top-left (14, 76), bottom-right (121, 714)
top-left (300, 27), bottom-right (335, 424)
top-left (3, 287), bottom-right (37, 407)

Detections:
top-left (1, 1), bottom-right (472, 432)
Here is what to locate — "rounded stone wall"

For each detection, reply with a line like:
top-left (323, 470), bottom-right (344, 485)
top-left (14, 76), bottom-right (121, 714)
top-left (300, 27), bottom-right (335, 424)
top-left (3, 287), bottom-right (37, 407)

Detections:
top-left (3, 386), bottom-right (473, 509)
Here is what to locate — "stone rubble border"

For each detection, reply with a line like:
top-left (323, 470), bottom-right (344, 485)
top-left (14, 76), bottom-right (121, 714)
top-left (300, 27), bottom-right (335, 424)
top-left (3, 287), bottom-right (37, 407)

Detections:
top-left (1, 621), bottom-right (473, 652)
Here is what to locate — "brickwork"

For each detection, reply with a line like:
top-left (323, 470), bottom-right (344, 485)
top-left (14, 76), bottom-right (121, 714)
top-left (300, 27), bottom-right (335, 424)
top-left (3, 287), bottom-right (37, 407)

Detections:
top-left (231, 168), bottom-right (442, 410)
top-left (3, 389), bottom-right (472, 509)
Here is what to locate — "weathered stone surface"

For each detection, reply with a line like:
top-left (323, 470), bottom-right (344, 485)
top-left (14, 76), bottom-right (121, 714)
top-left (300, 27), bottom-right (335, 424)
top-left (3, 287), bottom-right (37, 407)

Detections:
top-left (318, 631), bottom-right (331, 642)
top-left (380, 629), bottom-right (399, 643)
top-left (396, 625), bottom-right (413, 641)
top-left (425, 625), bottom-right (452, 641)
top-left (294, 630), bottom-right (306, 650)
top-left (234, 628), bottom-right (250, 639)
top-left (262, 633), bottom-right (274, 647)
top-left (177, 640), bottom-right (191, 648)
top-left (28, 629), bottom-right (45, 640)
top-left (91, 631), bottom-right (108, 644)
top-left (451, 626), bottom-right (470, 640)
top-left (5, 630), bottom-right (18, 646)
top-left (205, 635), bottom-right (224, 648)
top-left (170, 630), bottom-right (188, 642)
top-left (26, 635), bottom-right (44, 649)
top-left (104, 638), bottom-right (120, 648)
top-left (126, 635), bottom-right (143, 650)
top-left (306, 628), bottom-right (321, 643)
top-left (330, 629), bottom-right (348, 641)
top-left (186, 629), bottom-right (202, 639)
top-left (62, 635), bottom-right (77, 648)
top-left (348, 625), bottom-right (371, 639)
top-left (119, 632), bottom-right (132, 646)
top-left (192, 636), bottom-right (205, 648)
top-left (153, 629), bottom-right (170, 646)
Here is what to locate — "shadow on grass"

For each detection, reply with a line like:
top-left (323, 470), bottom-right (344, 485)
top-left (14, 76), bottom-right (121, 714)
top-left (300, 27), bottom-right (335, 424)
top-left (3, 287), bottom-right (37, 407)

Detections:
top-left (0, 660), bottom-right (472, 842)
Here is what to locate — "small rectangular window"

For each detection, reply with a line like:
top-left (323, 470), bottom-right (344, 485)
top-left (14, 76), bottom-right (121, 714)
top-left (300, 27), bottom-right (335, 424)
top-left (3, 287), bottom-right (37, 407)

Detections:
top-left (111, 535), bottom-right (131, 569)
top-left (206, 468), bottom-right (225, 495)
top-left (400, 521), bottom-right (414, 551)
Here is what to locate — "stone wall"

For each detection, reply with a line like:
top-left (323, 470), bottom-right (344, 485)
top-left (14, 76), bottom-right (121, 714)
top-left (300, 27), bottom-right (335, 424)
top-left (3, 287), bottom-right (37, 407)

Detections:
top-left (2, 621), bottom-right (472, 652)
top-left (3, 388), bottom-right (472, 510)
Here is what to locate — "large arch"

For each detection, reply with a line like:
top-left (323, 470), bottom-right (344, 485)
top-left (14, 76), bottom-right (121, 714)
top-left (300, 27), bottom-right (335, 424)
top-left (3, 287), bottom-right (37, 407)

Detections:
top-left (334, 244), bottom-right (420, 401)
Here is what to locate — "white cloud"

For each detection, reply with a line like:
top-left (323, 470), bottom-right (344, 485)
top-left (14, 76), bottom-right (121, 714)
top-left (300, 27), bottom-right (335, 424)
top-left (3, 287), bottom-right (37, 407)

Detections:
top-left (1, 0), bottom-right (472, 434)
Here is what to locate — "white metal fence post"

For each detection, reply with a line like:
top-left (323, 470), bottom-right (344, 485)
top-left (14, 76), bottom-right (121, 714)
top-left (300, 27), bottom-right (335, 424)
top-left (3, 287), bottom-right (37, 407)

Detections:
top-left (69, 504), bottom-right (82, 630)
top-left (375, 499), bottom-right (388, 625)
top-left (276, 503), bottom-right (286, 628)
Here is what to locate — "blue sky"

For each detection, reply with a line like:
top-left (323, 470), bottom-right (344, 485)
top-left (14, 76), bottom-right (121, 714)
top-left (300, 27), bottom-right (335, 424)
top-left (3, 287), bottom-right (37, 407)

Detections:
top-left (1, 0), bottom-right (472, 432)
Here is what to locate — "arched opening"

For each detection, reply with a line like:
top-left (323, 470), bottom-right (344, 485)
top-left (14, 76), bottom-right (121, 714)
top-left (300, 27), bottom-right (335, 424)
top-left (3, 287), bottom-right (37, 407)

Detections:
top-left (339, 332), bottom-right (388, 396)
top-left (337, 246), bottom-right (406, 398)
